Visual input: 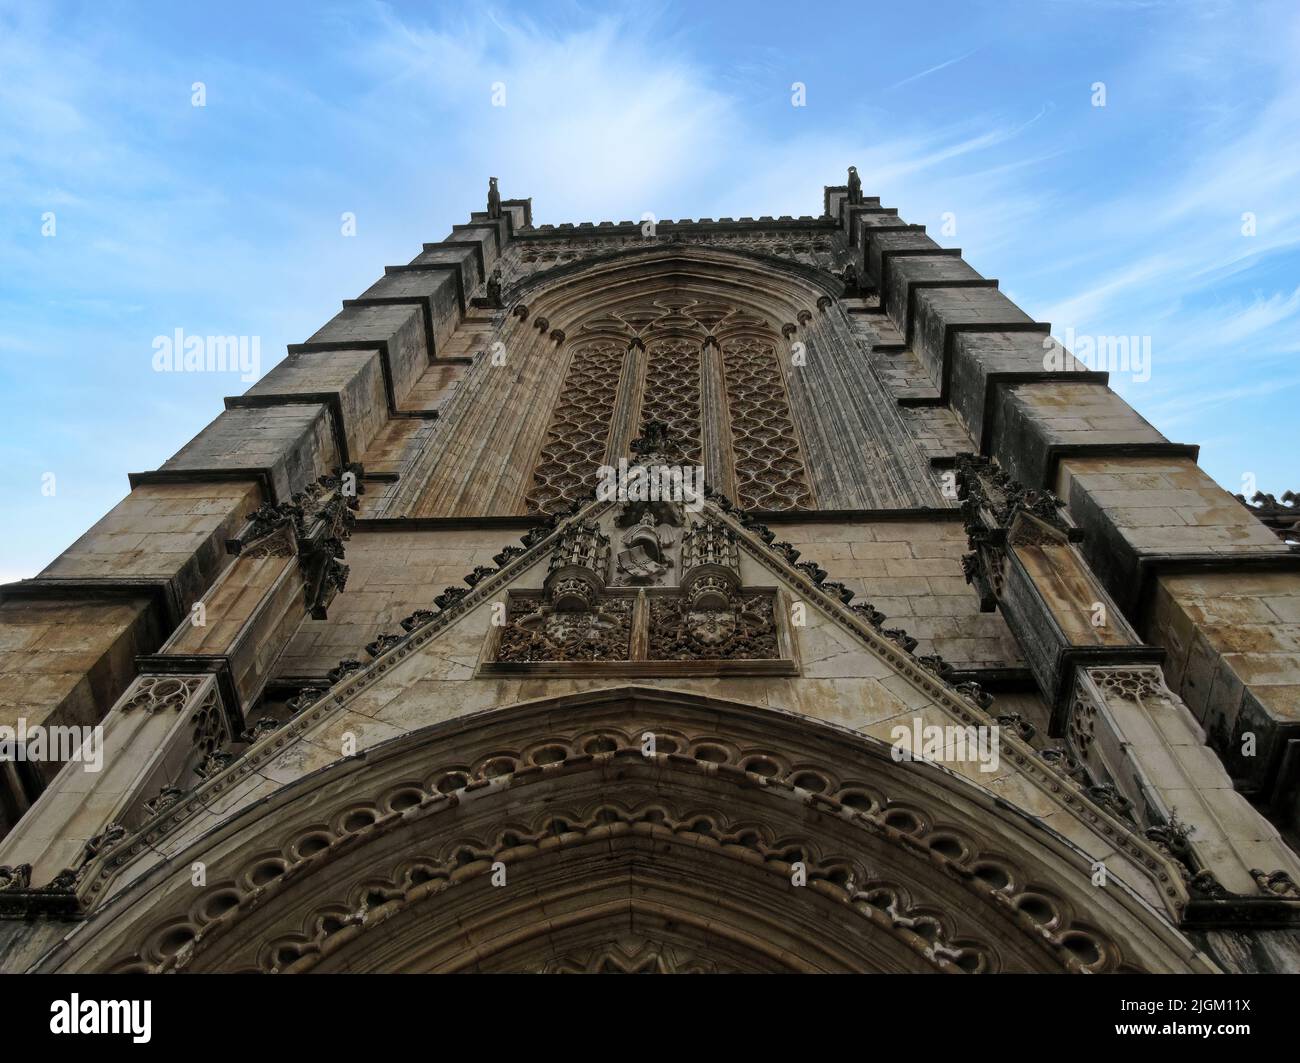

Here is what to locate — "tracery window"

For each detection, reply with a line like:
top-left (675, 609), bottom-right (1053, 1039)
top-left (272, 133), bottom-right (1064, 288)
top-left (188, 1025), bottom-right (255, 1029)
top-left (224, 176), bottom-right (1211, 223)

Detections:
top-left (523, 338), bottom-right (627, 515)
top-left (524, 299), bottom-right (815, 515)
top-left (641, 337), bottom-right (704, 468)
top-left (720, 335), bottom-right (814, 510)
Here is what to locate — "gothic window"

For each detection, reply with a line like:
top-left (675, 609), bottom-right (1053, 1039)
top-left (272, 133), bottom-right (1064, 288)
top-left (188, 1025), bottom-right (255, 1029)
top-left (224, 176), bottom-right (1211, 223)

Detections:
top-left (720, 335), bottom-right (814, 510)
top-left (524, 300), bottom-right (815, 515)
top-left (524, 338), bottom-right (626, 514)
top-left (640, 337), bottom-right (704, 468)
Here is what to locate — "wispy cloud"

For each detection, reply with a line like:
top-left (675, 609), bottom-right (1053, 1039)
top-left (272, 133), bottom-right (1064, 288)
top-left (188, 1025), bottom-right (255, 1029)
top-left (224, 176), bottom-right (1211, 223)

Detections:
top-left (2, 0), bottom-right (1300, 580)
top-left (887, 48), bottom-right (980, 91)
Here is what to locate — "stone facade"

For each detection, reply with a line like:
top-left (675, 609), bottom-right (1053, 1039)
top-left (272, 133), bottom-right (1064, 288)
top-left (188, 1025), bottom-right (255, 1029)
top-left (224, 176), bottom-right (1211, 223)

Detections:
top-left (1, 175), bottom-right (1297, 973)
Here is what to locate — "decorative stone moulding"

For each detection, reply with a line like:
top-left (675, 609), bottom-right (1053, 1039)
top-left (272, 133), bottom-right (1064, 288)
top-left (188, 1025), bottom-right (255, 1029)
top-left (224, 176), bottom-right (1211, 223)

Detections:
top-left (225, 464), bottom-right (364, 619)
top-left (30, 691), bottom-right (1213, 974)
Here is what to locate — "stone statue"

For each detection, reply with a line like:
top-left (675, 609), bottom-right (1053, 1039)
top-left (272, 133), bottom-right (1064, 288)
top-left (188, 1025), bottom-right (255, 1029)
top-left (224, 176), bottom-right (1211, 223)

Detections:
top-left (487, 176), bottom-right (502, 219)
top-left (847, 165), bottom-right (862, 205)
top-left (615, 508), bottom-right (676, 585)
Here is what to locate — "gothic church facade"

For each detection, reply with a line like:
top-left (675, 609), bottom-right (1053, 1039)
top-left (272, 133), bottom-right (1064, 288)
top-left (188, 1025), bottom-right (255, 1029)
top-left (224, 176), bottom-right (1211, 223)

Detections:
top-left (2, 172), bottom-right (1299, 972)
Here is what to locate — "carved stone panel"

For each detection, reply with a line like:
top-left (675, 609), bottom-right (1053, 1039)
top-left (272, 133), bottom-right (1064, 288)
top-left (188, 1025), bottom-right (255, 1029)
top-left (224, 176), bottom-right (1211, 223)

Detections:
top-left (482, 581), bottom-right (796, 677)
top-left (496, 593), bottom-right (634, 663)
top-left (648, 590), bottom-right (779, 661)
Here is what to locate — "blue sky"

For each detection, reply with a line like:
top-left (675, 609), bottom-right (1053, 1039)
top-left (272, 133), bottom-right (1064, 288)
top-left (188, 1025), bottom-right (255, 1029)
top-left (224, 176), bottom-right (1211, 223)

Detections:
top-left (3, 0), bottom-right (1299, 581)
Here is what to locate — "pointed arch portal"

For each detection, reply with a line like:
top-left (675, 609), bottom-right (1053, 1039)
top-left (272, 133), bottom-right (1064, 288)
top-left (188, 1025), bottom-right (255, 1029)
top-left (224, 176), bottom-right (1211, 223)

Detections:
top-left (38, 688), bottom-right (1210, 974)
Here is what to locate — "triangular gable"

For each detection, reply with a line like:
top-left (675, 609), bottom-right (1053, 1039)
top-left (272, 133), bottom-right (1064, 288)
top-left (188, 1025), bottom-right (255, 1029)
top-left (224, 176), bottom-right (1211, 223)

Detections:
top-left (94, 490), bottom-right (1186, 920)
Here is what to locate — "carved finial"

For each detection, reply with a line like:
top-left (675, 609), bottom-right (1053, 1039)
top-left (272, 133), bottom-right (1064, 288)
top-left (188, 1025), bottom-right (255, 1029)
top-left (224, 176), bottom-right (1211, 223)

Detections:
top-left (846, 165), bottom-right (862, 206)
top-left (487, 176), bottom-right (502, 219)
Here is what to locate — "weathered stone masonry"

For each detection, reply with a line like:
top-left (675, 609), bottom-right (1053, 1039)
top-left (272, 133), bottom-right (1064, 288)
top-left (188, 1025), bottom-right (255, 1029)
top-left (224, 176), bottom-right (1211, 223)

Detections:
top-left (1, 176), bottom-right (1297, 973)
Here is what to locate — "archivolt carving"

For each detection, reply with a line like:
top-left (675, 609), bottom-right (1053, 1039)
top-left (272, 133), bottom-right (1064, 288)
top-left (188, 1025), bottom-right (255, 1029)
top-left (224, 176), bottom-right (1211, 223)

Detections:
top-left (543, 939), bottom-right (718, 974)
top-left (243, 797), bottom-right (1001, 975)
top-left (40, 695), bottom-right (1211, 974)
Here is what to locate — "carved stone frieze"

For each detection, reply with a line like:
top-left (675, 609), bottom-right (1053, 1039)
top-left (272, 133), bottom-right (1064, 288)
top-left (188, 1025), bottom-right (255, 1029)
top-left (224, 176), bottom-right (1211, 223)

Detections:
top-left (497, 229), bottom-right (844, 292)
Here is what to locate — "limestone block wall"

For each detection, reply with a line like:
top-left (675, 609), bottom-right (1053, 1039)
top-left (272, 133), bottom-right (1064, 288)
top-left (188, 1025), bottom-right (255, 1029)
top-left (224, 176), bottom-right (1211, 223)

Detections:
top-left (272, 514), bottom-right (1028, 687)
top-left (837, 185), bottom-right (1300, 832)
top-left (0, 597), bottom-right (158, 794)
top-left (158, 405), bottom-right (338, 504)
top-left (0, 478), bottom-right (262, 814)
top-left (0, 200), bottom-right (527, 816)
top-left (37, 481), bottom-right (260, 604)
top-left (5, 175), bottom-right (1296, 900)
top-left (357, 263), bottom-right (464, 353)
top-left (763, 518), bottom-right (1024, 672)
top-left (1055, 455), bottom-right (1287, 597)
top-left (1149, 570), bottom-right (1300, 802)
top-left (274, 526), bottom-right (525, 679)
top-left (306, 303), bottom-right (429, 408)
top-left (239, 348), bottom-right (388, 468)
top-left (114, 532), bottom-right (1173, 936)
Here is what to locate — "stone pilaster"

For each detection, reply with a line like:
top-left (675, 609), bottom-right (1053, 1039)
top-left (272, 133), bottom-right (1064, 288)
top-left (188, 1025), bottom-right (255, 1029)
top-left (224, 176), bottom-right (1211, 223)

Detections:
top-left (1068, 664), bottom-right (1300, 926)
top-left (0, 470), bottom-right (360, 910)
top-left (0, 672), bottom-right (228, 908)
